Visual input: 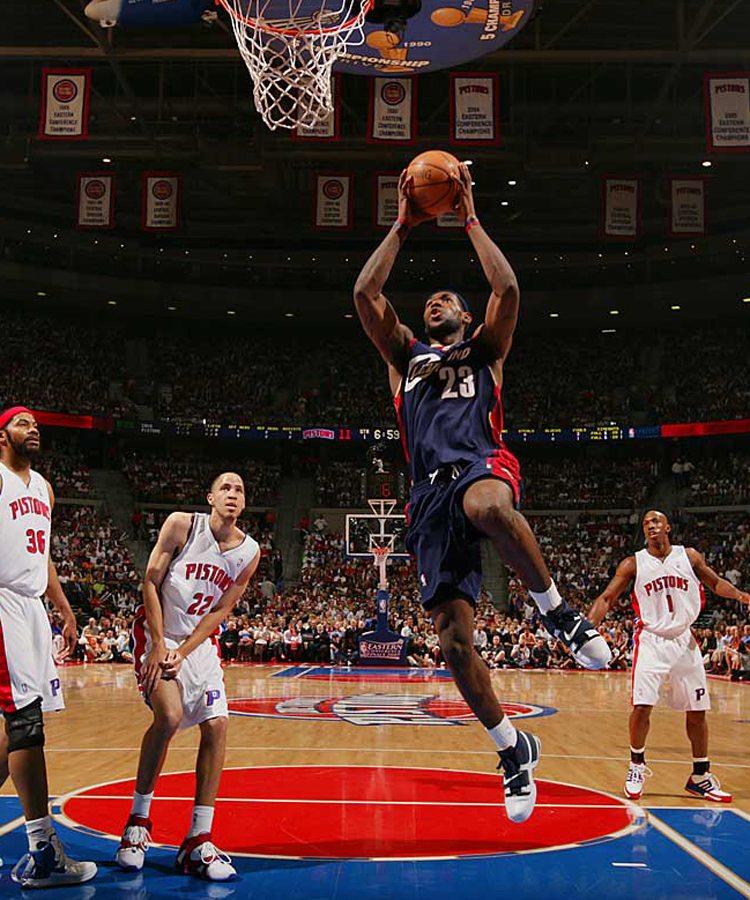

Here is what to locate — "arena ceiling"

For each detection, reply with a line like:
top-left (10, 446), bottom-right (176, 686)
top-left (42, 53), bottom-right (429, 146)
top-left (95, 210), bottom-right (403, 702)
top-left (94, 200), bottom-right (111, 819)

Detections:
top-left (1, 0), bottom-right (749, 328)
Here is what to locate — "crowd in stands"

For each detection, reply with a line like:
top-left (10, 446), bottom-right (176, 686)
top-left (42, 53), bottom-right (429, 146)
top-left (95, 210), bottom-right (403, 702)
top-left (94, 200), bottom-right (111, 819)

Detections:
top-left (5, 305), bottom-right (749, 430)
top-left (521, 456), bottom-right (657, 510)
top-left (314, 462), bottom-right (366, 508)
top-left (122, 451), bottom-right (281, 507)
top-left (681, 453), bottom-right (750, 507)
top-left (37, 449), bottom-right (95, 498)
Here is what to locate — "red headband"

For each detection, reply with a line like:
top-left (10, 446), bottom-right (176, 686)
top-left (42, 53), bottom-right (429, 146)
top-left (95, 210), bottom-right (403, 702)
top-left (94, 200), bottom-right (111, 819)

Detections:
top-left (0, 406), bottom-right (33, 429)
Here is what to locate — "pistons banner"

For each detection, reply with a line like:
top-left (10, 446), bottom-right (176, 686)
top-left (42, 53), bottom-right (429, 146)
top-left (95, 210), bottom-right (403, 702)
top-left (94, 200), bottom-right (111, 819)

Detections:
top-left (75, 173), bottom-right (115, 229)
top-left (39, 69), bottom-right (91, 140)
top-left (602, 177), bottom-right (640, 239)
top-left (141, 172), bottom-right (182, 231)
top-left (705, 74), bottom-right (750, 151)
top-left (374, 173), bottom-right (399, 228)
top-left (368, 78), bottom-right (416, 143)
top-left (314, 173), bottom-right (352, 229)
top-left (450, 72), bottom-right (500, 145)
top-left (669, 178), bottom-right (706, 236)
top-left (292, 76), bottom-right (340, 141)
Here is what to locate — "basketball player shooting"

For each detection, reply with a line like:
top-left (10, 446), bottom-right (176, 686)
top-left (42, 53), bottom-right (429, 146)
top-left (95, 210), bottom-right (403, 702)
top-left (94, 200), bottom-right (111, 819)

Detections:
top-left (589, 509), bottom-right (750, 803)
top-left (116, 473), bottom-right (259, 881)
top-left (0, 406), bottom-right (97, 888)
top-left (353, 166), bottom-right (611, 824)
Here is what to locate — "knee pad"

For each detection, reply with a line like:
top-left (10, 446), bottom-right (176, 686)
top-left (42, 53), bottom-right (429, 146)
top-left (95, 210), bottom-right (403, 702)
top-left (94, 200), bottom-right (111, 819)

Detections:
top-left (5, 698), bottom-right (45, 752)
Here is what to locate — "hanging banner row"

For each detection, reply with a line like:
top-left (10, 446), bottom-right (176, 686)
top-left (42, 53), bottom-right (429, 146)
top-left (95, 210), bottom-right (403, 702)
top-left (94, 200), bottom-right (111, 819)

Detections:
top-left (601, 177), bottom-right (706, 240)
top-left (75, 172), bottom-right (182, 230)
top-left (40, 68), bottom-right (749, 149)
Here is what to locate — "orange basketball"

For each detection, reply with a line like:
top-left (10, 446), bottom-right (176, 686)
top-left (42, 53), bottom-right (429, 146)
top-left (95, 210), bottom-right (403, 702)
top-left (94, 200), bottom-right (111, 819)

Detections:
top-left (406, 150), bottom-right (461, 217)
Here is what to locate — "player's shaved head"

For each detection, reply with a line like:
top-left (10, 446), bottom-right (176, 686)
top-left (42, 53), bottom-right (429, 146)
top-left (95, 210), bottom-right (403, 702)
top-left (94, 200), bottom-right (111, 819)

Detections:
top-left (643, 509), bottom-right (669, 524)
top-left (209, 471), bottom-right (245, 493)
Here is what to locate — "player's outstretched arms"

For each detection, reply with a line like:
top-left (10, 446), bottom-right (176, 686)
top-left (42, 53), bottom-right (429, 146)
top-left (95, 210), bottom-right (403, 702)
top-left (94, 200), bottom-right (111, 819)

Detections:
top-left (354, 170), bottom-right (418, 368)
top-left (454, 163), bottom-right (519, 361)
top-left (163, 550), bottom-right (262, 677)
top-left (588, 556), bottom-right (637, 627)
top-left (686, 548), bottom-right (750, 605)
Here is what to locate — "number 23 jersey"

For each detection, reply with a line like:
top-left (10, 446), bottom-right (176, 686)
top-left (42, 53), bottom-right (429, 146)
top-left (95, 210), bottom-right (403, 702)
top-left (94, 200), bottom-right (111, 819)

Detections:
top-left (394, 333), bottom-right (515, 484)
top-left (160, 512), bottom-right (258, 640)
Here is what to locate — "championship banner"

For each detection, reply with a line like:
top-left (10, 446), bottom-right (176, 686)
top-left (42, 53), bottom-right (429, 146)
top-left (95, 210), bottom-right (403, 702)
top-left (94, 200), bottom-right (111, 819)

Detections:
top-left (75, 173), bottom-right (115, 230)
top-left (669, 178), bottom-right (706, 236)
top-left (449, 72), bottom-right (500, 145)
top-left (314, 173), bottom-right (353, 229)
top-left (602, 177), bottom-right (640, 240)
top-left (705, 73), bottom-right (750, 152)
top-left (39, 69), bottom-right (91, 140)
top-left (141, 172), bottom-right (182, 231)
top-left (368, 78), bottom-right (416, 143)
top-left (374, 173), bottom-right (399, 228)
top-left (292, 76), bottom-right (340, 141)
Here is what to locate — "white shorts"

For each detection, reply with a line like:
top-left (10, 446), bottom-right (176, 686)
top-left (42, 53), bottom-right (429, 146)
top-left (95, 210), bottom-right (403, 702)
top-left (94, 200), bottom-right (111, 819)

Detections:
top-left (0, 589), bottom-right (64, 714)
top-left (133, 615), bottom-right (227, 731)
top-left (632, 628), bottom-right (710, 711)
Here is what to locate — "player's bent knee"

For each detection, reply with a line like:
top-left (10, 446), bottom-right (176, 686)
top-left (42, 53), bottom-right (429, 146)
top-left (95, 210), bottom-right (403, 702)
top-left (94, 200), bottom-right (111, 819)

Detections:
top-left (5, 698), bottom-right (45, 753)
top-left (464, 497), bottom-right (516, 536)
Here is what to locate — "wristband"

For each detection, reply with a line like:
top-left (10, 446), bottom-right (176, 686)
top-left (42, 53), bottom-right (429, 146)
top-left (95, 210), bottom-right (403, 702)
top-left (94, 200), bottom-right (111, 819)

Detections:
top-left (396, 217), bottom-right (407, 228)
top-left (464, 216), bottom-right (480, 232)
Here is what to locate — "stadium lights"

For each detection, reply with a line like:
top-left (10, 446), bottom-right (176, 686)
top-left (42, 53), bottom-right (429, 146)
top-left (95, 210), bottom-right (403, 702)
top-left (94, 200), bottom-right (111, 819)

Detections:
top-left (624, 251), bottom-right (629, 256)
top-left (601, 328), bottom-right (616, 333)
top-left (501, 201), bottom-right (509, 206)
top-left (102, 157), bottom-right (112, 163)
top-left (227, 310), bottom-right (236, 315)
top-left (463, 160), bottom-right (473, 166)
top-left (344, 313), bottom-right (353, 318)
top-left (549, 313), bottom-right (559, 318)
top-left (671, 305), bottom-right (681, 310)
top-left (167, 306), bottom-right (176, 311)
top-left (26, 228), bottom-right (31, 234)
top-left (285, 312), bottom-right (295, 317)
top-left (609, 310), bottom-right (619, 315)
top-left (36, 291), bottom-right (46, 297)
top-left (743, 297), bottom-right (750, 303)
top-left (507, 180), bottom-right (517, 186)
top-left (107, 300), bottom-right (117, 306)
top-left (702, 160), bottom-right (712, 167)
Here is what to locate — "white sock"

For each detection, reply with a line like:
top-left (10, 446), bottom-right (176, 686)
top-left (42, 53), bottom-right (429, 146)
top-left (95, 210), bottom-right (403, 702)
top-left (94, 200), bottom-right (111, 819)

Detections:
top-left (529, 581), bottom-right (563, 614)
top-left (487, 717), bottom-right (518, 752)
top-left (130, 791), bottom-right (154, 819)
top-left (25, 815), bottom-right (54, 852)
top-left (188, 805), bottom-right (214, 838)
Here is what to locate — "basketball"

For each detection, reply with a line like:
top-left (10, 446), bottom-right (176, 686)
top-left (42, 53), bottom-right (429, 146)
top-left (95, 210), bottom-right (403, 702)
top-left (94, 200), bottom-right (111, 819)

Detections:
top-left (405, 150), bottom-right (461, 217)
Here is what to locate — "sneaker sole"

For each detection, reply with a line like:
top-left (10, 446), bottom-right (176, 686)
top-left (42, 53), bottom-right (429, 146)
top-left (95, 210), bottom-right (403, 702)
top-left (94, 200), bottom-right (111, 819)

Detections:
top-left (505, 734), bottom-right (542, 825)
top-left (685, 787), bottom-right (733, 803)
top-left (14, 868), bottom-right (98, 889)
top-left (624, 788), bottom-right (643, 800)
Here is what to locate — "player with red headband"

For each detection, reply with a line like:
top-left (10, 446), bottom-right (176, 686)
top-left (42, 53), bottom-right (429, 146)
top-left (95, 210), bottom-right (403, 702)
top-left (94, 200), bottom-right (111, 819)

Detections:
top-left (0, 406), bottom-right (97, 888)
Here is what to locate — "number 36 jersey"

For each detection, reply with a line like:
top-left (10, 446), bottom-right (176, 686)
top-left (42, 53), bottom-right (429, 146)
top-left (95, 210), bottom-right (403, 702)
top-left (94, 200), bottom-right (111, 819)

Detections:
top-left (0, 462), bottom-right (51, 599)
top-left (394, 333), bottom-right (516, 484)
top-left (632, 545), bottom-right (705, 640)
top-left (160, 512), bottom-right (258, 640)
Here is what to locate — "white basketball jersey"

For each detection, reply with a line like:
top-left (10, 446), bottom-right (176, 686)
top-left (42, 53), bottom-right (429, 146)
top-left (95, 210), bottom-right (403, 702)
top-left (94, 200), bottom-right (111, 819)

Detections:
top-left (160, 513), bottom-right (258, 640)
top-left (0, 462), bottom-right (52, 598)
top-left (633, 545), bottom-right (704, 639)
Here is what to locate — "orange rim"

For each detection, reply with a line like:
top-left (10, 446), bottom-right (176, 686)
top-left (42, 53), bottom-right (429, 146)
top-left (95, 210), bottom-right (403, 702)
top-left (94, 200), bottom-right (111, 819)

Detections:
top-left (216, 0), bottom-right (373, 37)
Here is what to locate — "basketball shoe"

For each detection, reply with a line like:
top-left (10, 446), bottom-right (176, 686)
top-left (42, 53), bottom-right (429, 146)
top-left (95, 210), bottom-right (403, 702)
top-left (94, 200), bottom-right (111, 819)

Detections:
top-left (116, 815), bottom-right (152, 871)
top-left (538, 601), bottom-right (612, 669)
top-left (685, 773), bottom-right (733, 803)
top-left (624, 761), bottom-right (652, 800)
top-left (11, 832), bottom-right (97, 888)
top-left (176, 833), bottom-right (237, 881)
top-left (497, 730), bottom-right (542, 823)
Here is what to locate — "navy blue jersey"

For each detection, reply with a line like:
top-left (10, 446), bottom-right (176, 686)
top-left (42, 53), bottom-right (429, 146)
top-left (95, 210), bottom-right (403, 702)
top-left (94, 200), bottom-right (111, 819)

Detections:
top-left (394, 332), bottom-right (518, 485)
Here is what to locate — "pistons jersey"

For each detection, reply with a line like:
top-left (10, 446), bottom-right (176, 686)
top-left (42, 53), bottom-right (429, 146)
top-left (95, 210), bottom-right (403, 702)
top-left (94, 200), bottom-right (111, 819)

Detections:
top-left (0, 462), bottom-right (51, 598)
top-left (633, 545), bottom-right (705, 639)
top-left (394, 333), bottom-right (515, 483)
top-left (159, 513), bottom-right (258, 640)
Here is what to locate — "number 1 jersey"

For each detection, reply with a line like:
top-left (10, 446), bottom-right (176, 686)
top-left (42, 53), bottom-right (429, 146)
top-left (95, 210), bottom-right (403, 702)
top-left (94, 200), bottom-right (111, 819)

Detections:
top-left (394, 333), bottom-right (515, 484)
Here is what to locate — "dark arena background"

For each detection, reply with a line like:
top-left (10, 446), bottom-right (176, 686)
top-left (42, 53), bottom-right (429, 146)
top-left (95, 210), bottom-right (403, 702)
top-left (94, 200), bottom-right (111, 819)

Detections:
top-left (1, 1), bottom-right (750, 897)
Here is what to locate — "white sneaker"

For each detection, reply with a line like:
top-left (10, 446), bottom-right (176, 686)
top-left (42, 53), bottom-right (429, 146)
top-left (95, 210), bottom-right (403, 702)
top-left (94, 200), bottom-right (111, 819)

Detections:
top-left (685, 772), bottom-right (733, 803)
top-left (176, 833), bottom-right (237, 881)
top-left (11, 832), bottom-right (97, 888)
top-left (115, 815), bottom-right (152, 871)
top-left (497, 731), bottom-right (542, 824)
top-left (624, 761), bottom-right (652, 800)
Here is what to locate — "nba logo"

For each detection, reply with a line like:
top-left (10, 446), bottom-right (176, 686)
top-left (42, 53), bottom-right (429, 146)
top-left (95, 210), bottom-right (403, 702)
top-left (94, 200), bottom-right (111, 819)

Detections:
top-left (206, 690), bottom-right (221, 706)
top-left (379, 597), bottom-right (387, 614)
top-left (50, 678), bottom-right (60, 697)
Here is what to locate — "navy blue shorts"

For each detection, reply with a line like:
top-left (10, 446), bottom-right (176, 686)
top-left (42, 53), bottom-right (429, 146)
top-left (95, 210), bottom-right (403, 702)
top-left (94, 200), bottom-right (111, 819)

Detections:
top-left (405, 450), bottom-right (522, 609)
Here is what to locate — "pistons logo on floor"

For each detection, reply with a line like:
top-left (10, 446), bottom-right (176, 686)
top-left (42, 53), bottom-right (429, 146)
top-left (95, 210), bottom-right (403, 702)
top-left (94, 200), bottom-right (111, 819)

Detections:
top-left (228, 694), bottom-right (556, 725)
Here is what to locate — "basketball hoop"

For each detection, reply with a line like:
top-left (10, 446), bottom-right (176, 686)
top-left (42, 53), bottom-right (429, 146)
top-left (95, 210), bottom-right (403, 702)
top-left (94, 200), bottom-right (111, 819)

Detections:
top-left (217, 0), bottom-right (373, 130)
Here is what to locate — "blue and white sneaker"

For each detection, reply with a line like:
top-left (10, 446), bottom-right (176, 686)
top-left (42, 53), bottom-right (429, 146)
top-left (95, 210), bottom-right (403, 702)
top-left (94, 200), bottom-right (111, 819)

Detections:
top-left (11, 833), bottom-right (97, 889)
top-left (497, 730), bottom-right (542, 823)
top-left (539, 601), bottom-right (611, 669)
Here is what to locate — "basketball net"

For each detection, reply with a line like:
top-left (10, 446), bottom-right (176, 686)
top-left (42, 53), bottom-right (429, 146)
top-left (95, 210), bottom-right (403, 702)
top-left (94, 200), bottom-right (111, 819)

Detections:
top-left (370, 539), bottom-right (394, 589)
top-left (217, 0), bottom-right (372, 131)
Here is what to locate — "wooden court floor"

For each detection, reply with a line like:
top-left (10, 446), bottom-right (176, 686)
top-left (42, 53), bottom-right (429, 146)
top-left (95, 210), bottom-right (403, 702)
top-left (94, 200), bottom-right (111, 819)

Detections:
top-left (1, 663), bottom-right (749, 899)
